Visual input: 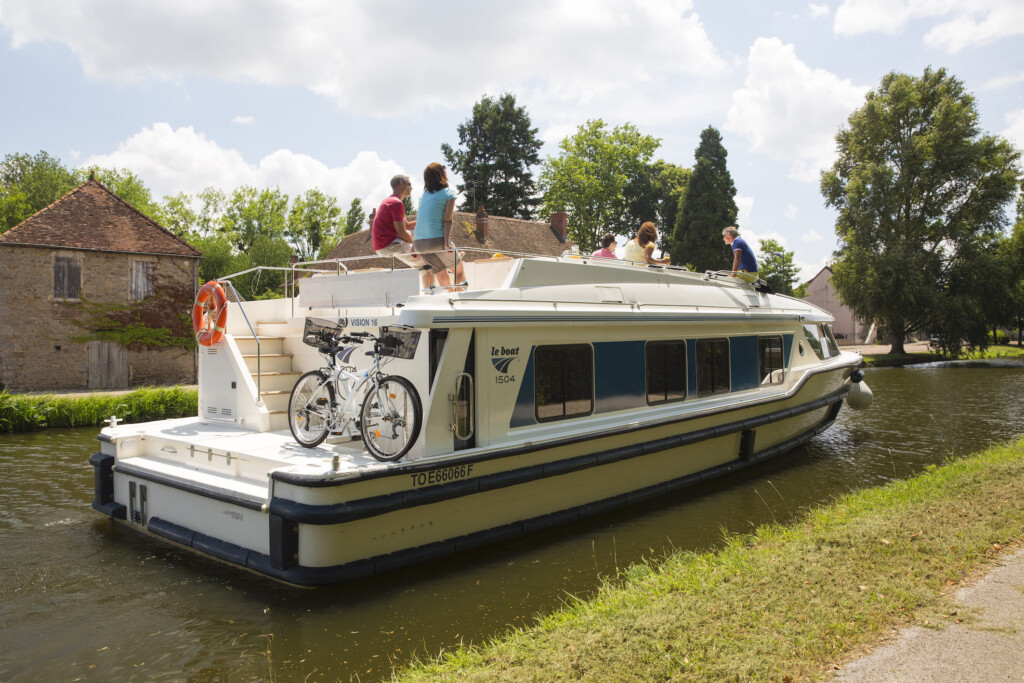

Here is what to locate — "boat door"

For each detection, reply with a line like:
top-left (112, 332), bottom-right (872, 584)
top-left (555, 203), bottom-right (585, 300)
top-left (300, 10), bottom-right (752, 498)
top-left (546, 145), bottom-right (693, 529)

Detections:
top-left (429, 329), bottom-right (476, 451)
top-left (452, 332), bottom-right (476, 450)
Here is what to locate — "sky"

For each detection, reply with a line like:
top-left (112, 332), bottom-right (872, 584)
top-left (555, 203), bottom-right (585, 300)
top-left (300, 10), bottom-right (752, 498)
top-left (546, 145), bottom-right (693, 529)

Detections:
top-left (1, 0), bottom-right (1022, 280)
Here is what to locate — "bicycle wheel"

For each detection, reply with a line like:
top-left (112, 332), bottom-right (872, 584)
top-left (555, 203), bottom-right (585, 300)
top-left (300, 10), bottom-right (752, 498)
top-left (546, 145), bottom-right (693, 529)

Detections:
top-left (288, 371), bottom-right (334, 448)
top-left (360, 375), bottom-right (422, 462)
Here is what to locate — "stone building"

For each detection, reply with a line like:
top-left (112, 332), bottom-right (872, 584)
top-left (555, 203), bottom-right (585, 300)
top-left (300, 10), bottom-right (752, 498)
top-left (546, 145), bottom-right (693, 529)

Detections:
top-left (803, 266), bottom-right (870, 343)
top-left (0, 179), bottom-right (202, 392)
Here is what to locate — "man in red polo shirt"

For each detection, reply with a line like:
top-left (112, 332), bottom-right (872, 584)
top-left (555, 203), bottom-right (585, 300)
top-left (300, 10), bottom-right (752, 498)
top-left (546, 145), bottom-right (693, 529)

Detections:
top-left (372, 174), bottom-right (434, 288)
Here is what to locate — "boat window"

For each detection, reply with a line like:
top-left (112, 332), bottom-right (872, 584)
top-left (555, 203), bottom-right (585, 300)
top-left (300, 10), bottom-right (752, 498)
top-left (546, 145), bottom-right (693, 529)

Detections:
top-left (758, 336), bottom-right (785, 385)
top-left (802, 324), bottom-right (825, 360)
top-left (646, 340), bottom-right (686, 405)
top-left (822, 325), bottom-right (841, 357)
top-left (535, 344), bottom-right (594, 422)
top-left (697, 339), bottom-right (730, 396)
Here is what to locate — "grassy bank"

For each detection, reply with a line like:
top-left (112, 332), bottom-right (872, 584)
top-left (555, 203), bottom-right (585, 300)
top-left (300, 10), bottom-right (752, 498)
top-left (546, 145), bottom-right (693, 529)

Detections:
top-left (394, 438), bottom-right (1024, 682)
top-left (863, 343), bottom-right (1024, 366)
top-left (0, 386), bottom-right (197, 433)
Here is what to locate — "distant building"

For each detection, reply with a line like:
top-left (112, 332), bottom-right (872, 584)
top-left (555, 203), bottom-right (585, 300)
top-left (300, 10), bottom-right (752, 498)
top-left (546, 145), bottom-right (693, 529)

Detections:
top-left (0, 179), bottom-right (202, 392)
top-left (324, 207), bottom-right (574, 267)
top-left (802, 266), bottom-right (869, 343)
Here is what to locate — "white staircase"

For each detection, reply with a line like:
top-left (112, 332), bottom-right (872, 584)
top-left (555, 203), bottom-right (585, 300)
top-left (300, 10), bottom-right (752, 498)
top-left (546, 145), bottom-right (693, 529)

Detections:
top-left (233, 320), bottom-right (298, 432)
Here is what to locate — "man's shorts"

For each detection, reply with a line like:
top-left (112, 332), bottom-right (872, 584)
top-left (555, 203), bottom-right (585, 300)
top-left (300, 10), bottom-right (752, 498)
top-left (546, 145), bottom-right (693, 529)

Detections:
top-left (375, 239), bottom-right (430, 270)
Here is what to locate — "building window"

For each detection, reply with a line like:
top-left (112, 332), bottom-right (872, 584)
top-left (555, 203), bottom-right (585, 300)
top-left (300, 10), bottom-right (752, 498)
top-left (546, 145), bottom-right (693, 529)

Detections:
top-left (646, 340), bottom-right (686, 405)
top-left (535, 344), bottom-right (593, 422)
top-left (697, 338), bottom-right (730, 396)
top-left (759, 336), bottom-right (785, 385)
top-left (131, 261), bottom-right (155, 300)
top-left (54, 255), bottom-right (81, 299)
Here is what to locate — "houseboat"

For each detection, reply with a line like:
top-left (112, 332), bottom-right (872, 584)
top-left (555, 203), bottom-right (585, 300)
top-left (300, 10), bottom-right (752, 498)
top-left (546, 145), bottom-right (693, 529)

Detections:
top-left (90, 252), bottom-right (871, 585)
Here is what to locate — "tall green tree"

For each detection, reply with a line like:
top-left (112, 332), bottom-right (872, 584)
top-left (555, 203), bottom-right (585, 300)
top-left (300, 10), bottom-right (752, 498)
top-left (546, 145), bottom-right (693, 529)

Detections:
top-left (821, 67), bottom-right (1021, 354)
top-left (343, 197), bottom-right (366, 236)
top-left (670, 126), bottom-right (738, 270)
top-left (287, 188), bottom-right (341, 262)
top-left (222, 186), bottom-right (289, 253)
top-left (0, 151), bottom-right (78, 231)
top-left (442, 92), bottom-right (543, 219)
top-left (636, 160), bottom-right (691, 254)
top-left (160, 192), bottom-right (199, 238)
top-left (757, 238), bottom-right (797, 295)
top-left (539, 120), bottom-right (661, 252)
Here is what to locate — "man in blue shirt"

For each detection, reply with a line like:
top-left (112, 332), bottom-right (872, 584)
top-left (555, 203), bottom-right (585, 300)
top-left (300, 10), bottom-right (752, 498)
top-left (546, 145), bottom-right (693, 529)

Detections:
top-left (722, 226), bottom-right (757, 274)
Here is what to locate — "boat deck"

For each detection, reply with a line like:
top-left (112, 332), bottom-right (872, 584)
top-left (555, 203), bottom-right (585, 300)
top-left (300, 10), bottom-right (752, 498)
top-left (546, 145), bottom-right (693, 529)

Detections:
top-left (104, 417), bottom-right (392, 490)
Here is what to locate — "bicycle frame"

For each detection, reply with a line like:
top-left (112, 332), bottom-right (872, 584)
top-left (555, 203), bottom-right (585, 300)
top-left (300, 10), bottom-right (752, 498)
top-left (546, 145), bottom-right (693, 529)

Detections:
top-left (308, 343), bottom-right (385, 435)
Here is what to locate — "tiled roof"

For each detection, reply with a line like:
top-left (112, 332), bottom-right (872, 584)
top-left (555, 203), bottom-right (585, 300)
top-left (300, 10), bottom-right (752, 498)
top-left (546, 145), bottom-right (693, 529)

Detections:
top-left (324, 210), bottom-right (572, 268)
top-left (0, 179), bottom-right (202, 258)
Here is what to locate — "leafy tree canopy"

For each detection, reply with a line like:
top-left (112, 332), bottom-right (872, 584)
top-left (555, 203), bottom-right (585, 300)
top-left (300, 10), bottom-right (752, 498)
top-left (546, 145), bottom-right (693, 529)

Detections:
top-left (821, 67), bottom-right (1021, 354)
top-left (222, 186), bottom-right (289, 253)
top-left (343, 197), bottom-right (366, 237)
top-left (671, 126), bottom-right (738, 271)
top-left (287, 188), bottom-right (341, 262)
top-left (539, 119), bottom-right (661, 252)
top-left (0, 151), bottom-right (80, 231)
top-left (442, 92), bottom-right (543, 219)
top-left (757, 238), bottom-right (797, 295)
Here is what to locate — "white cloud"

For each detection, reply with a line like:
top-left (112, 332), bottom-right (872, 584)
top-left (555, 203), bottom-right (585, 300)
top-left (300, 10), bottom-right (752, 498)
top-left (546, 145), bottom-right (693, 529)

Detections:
top-left (924, 2), bottom-right (1024, 53)
top-left (736, 194), bottom-right (754, 231)
top-left (808, 3), bottom-right (830, 18)
top-left (801, 228), bottom-right (824, 243)
top-left (231, 115), bottom-right (254, 126)
top-left (80, 122), bottom-right (401, 205)
top-left (833, 0), bottom-right (956, 35)
top-left (1003, 108), bottom-right (1024, 154)
top-left (833, 0), bottom-right (1023, 52)
top-left (784, 204), bottom-right (799, 220)
top-left (982, 71), bottom-right (1024, 90)
top-left (0, 0), bottom-right (728, 118)
top-left (725, 37), bottom-right (868, 182)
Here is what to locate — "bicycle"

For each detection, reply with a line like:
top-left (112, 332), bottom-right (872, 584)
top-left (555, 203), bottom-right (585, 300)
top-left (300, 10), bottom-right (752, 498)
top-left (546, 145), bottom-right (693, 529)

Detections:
top-left (288, 318), bottom-right (423, 462)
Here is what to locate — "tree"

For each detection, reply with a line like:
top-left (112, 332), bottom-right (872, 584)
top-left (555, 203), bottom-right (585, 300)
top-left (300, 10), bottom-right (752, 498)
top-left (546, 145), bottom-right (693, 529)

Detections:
top-left (195, 187), bottom-right (227, 237)
top-left (670, 126), bottom-right (738, 271)
top-left (627, 160), bottom-right (691, 254)
top-left (193, 233), bottom-right (244, 284)
top-left (821, 67), bottom-right (1021, 354)
top-left (287, 188), bottom-right (341, 262)
top-left (442, 92), bottom-right (543, 219)
top-left (343, 198), bottom-right (366, 236)
top-left (757, 238), bottom-right (797, 295)
top-left (0, 151), bottom-right (78, 231)
top-left (160, 192), bottom-right (199, 238)
top-left (539, 120), bottom-right (661, 252)
top-left (222, 186), bottom-right (288, 253)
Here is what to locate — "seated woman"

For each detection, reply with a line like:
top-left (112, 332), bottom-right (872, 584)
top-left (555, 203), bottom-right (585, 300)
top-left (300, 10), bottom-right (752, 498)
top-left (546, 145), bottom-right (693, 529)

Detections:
top-left (414, 162), bottom-right (466, 291)
top-left (622, 222), bottom-right (670, 265)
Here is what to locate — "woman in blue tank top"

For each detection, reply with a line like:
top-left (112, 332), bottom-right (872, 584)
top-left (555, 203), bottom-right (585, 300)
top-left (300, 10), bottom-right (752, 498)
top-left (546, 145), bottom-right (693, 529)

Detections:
top-left (414, 163), bottom-right (465, 289)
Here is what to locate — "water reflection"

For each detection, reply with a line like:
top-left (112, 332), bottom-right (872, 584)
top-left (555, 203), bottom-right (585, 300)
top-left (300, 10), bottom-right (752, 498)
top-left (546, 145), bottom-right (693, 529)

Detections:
top-left (2, 361), bottom-right (1024, 681)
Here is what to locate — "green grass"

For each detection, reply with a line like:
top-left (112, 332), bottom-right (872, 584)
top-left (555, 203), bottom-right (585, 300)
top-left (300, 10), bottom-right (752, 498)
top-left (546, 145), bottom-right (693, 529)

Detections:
top-left (0, 386), bottom-right (197, 432)
top-left (392, 439), bottom-right (1024, 682)
top-left (862, 344), bottom-right (1024, 366)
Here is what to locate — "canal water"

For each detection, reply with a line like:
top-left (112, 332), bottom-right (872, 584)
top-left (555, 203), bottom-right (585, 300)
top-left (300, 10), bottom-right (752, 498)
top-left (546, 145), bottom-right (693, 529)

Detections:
top-left (3, 361), bottom-right (1024, 682)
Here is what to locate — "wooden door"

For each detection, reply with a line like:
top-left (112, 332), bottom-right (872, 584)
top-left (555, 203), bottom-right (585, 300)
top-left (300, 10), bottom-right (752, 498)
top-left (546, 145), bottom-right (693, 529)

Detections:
top-left (87, 341), bottom-right (129, 389)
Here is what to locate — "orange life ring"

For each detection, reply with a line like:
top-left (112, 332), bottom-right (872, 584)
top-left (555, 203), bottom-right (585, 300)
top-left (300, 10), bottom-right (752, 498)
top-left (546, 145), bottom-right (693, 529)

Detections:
top-left (192, 281), bottom-right (228, 347)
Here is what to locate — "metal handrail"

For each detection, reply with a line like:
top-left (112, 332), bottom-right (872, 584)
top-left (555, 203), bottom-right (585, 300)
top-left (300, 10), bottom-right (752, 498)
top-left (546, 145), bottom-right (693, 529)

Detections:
top-left (216, 279), bottom-right (261, 399)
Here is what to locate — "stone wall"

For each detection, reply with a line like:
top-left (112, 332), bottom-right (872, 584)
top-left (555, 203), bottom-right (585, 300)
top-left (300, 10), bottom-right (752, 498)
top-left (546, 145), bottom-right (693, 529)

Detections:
top-left (0, 245), bottom-right (198, 392)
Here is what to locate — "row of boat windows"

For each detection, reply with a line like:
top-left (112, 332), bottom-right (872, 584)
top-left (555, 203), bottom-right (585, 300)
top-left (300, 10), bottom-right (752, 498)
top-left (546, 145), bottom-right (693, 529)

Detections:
top-left (534, 335), bottom-right (787, 423)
